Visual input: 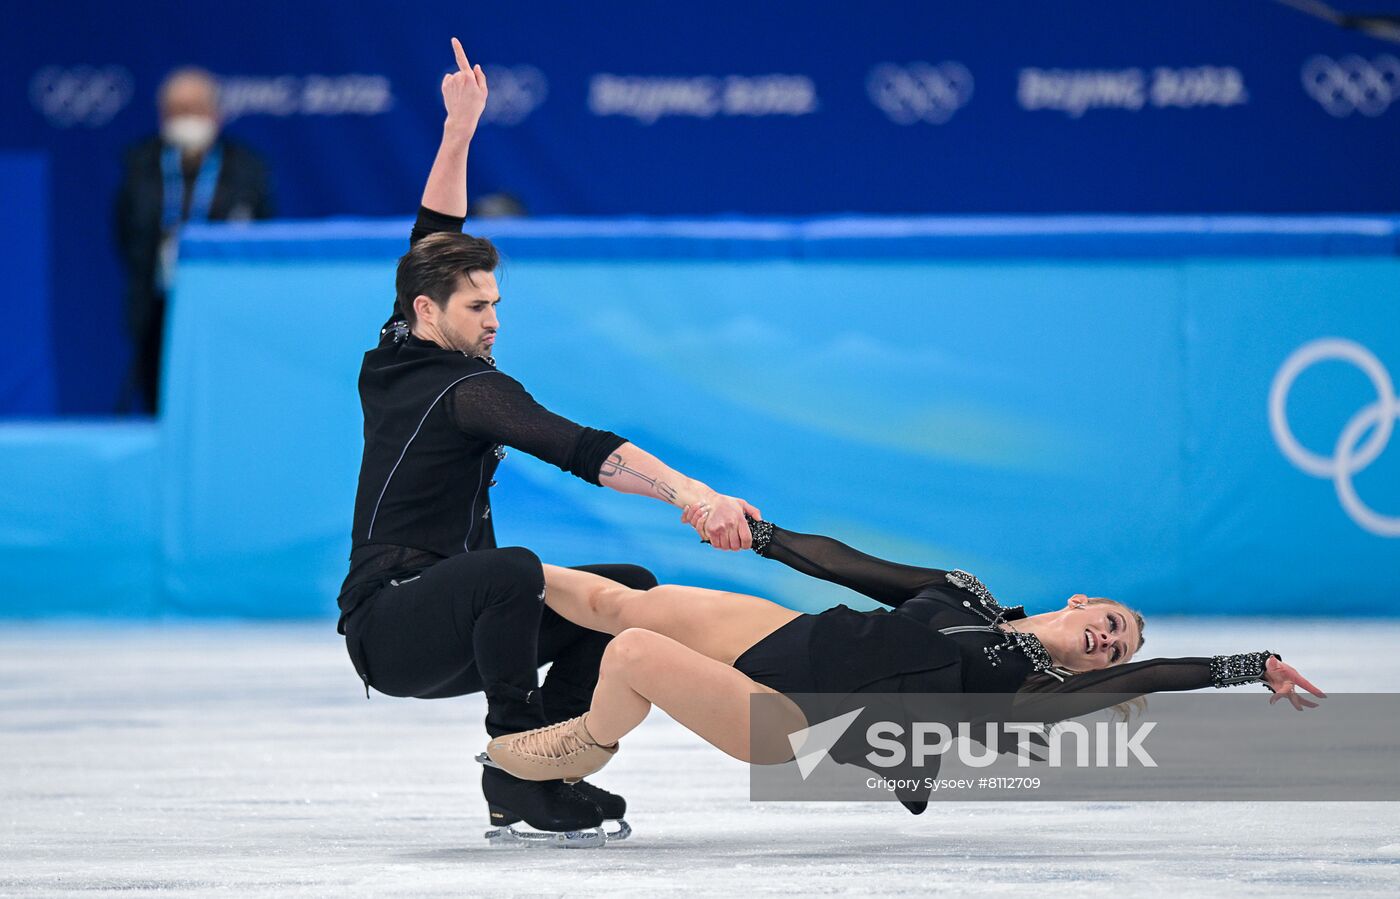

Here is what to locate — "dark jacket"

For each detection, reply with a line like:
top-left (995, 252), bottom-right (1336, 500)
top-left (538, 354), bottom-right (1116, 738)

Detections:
top-left (114, 136), bottom-right (274, 337)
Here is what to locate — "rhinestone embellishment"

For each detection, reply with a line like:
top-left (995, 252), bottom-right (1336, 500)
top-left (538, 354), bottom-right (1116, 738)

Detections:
top-left (986, 630), bottom-right (1053, 672)
top-left (944, 570), bottom-right (1048, 671)
top-left (1209, 652), bottom-right (1275, 688)
top-left (746, 517), bottom-right (775, 555)
top-left (945, 569), bottom-right (1025, 620)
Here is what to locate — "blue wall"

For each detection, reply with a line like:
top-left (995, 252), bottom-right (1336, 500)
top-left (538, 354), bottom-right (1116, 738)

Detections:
top-left (6, 1), bottom-right (1400, 413)
top-left (0, 422), bottom-right (158, 616)
top-left (0, 153), bottom-right (56, 415)
top-left (3, 216), bottom-right (1395, 618)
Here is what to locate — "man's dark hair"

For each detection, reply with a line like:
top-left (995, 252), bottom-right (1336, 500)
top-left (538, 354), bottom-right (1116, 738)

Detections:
top-left (395, 232), bottom-right (500, 325)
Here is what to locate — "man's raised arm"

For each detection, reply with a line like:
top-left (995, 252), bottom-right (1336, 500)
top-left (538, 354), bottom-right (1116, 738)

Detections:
top-left (411, 37), bottom-right (488, 246)
top-left (424, 40), bottom-right (761, 550)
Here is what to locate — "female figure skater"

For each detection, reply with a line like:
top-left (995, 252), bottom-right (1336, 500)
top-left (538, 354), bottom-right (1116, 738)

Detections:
top-left (485, 518), bottom-right (1324, 806)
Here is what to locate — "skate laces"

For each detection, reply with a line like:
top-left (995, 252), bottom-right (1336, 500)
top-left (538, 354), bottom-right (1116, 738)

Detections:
top-left (513, 716), bottom-right (603, 762)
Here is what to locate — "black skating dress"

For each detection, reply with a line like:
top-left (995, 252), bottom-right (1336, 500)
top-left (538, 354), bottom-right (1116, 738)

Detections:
top-left (734, 520), bottom-right (1277, 699)
top-left (731, 521), bottom-right (1279, 811)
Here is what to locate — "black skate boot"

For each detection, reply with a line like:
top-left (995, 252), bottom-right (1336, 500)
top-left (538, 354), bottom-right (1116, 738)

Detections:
top-left (481, 765), bottom-right (606, 849)
top-left (570, 780), bottom-right (631, 842)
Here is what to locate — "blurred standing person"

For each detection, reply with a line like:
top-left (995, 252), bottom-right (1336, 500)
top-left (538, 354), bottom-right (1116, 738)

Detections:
top-left (114, 67), bottom-right (275, 413)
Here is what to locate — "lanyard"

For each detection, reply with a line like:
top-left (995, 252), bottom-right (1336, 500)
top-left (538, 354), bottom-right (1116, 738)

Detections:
top-left (160, 143), bottom-right (223, 230)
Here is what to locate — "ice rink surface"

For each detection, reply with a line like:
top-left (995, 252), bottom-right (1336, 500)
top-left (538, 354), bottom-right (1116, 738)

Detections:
top-left (3, 619), bottom-right (1399, 898)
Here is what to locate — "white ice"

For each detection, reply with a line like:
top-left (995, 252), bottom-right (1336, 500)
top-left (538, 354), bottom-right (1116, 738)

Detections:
top-left (3, 619), bottom-right (1399, 898)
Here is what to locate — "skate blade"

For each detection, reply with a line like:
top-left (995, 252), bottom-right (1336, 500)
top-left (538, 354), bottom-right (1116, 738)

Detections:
top-left (484, 824), bottom-right (607, 849)
top-left (604, 819), bottom-right (632, 843)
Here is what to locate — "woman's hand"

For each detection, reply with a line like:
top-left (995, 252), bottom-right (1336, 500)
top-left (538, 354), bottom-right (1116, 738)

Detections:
top-left (1263, 656), bottom-right (1326, 710)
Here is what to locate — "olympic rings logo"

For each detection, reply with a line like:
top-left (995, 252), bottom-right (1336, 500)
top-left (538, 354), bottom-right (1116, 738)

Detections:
top-left (29, 65), bottom-right (134, 128)
top-left (480, 65), bottom-right (548, 126)
top-left (1269, 338), bottom-right (1400, 537)
top-left (867, 62), bottom-right (974, 125)
top-left (1301, 55), bottom-right (1400, 118)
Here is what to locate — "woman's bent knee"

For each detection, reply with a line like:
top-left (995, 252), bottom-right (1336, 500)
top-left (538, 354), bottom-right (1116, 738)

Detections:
top-left (601, 627), bottom-right (659, 673)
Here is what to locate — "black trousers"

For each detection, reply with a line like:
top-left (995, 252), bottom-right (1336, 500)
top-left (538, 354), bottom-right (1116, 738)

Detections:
top-left (131, 297), bottom-right (165, 414)
top-left (342, 547), bottom-right (656, 736)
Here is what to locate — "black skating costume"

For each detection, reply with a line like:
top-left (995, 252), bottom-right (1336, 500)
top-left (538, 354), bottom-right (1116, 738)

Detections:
top-left (735, 521), bottom-right (1277, 811)
top-left (339, 207), bottom-right (653, 842)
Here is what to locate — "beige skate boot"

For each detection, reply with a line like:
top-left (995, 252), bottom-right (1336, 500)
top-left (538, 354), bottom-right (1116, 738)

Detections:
top-left (486, 713), bottom-right (619, 783)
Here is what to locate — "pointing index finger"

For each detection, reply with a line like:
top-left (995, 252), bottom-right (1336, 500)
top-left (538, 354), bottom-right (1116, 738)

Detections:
top-left (451, 37), bottom-right (470, 72)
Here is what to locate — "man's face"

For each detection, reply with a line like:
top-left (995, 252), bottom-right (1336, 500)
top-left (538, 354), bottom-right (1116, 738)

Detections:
top-left (159, 74), bottom-right (219, 125)
top-left (419, 270), bottom-right (501, 358)
top-left (159, 73), bottom-right (221, 155)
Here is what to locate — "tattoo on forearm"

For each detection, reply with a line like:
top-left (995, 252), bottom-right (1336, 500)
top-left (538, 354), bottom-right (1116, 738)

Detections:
top-left (599, 453), bottom-right (681, 504)
top-left (598, 453), bottom-right (644, 484)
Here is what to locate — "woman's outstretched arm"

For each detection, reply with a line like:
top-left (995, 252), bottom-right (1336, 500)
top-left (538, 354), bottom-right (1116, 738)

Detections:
top-left (1014, 653), bottom-right (1325, 721)
top-left (740, 518), bottom-right (948, 608)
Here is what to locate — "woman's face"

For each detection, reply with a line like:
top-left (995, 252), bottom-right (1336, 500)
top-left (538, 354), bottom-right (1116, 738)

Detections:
top-left (1039, 596), bottom-right (1141, 672)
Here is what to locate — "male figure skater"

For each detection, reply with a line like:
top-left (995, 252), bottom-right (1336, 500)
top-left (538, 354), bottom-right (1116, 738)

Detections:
top-left (337, 40), bottom-right (760, 847)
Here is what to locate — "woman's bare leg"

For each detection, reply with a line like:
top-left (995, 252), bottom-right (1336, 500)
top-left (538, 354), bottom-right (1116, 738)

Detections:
top-left (586, 628), bottom-right (806, 764)
top-left (542, 564), bottom-right (800, 665)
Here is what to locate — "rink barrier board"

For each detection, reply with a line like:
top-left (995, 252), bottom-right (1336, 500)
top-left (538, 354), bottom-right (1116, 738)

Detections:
top-left (0, 421), bottom-right (159, 616)
top-left (180, 215), bottom-right (1400, 262)
top-left (2, 216), bottom-right (1398, 617)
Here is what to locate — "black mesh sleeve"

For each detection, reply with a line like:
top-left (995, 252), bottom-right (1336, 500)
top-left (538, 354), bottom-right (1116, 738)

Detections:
top-left (410, 205), bottom-right (466, 247)
top-left (1012, 652), bottom-right (1277, 721)
top-left (446, 373), bottom-right (626, 484)
top-left (1024, 657), bottom-right (1216, 697)
top-left (754, 523), bottom-right (948, 608)
top-left (571, 428), bottom-right (630, 484)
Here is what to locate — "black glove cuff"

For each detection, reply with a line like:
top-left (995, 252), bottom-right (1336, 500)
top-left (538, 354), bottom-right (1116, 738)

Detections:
top-left (746, 516), bottom-right (775, 556)
top-left (1209, 651), bottom-right (1280, 689)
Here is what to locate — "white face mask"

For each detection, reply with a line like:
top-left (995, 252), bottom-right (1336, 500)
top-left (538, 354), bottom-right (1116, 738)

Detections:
top-left (162, 115), bottom-right (218, 154)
